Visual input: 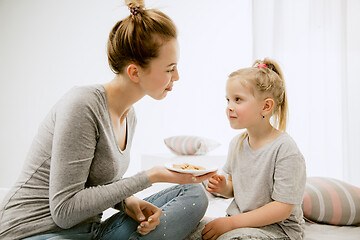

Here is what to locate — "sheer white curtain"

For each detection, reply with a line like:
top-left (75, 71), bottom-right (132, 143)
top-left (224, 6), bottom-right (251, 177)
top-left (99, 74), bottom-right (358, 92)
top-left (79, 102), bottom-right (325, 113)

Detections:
top-left (251, 0), bottom-right (360, 186)
top-left (0, 0), bottom-right (359, 188)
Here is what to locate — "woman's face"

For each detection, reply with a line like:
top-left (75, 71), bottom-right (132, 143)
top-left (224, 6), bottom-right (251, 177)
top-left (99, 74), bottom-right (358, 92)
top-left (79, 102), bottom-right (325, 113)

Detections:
top-left (138, 38), bottom-right (180, 100)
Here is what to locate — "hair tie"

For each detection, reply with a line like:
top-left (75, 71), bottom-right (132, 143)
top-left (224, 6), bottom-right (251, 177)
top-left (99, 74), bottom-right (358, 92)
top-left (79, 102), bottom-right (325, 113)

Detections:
top-left (257, 63), bottom-right (268, 68)
top-left (129, 7), bottom-right (141, 16)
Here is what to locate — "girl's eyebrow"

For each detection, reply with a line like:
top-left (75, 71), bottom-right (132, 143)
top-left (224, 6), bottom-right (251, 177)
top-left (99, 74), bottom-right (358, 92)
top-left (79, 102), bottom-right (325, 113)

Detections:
top-left (167, 63), bottom-right (177, 67)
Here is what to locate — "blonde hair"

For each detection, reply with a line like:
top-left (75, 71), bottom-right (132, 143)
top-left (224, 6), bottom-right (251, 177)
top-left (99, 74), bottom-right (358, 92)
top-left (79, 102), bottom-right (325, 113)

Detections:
top-left (107, 0), bottom-right (177, 74)
top-left (230, 58), bottom-right (288, 149)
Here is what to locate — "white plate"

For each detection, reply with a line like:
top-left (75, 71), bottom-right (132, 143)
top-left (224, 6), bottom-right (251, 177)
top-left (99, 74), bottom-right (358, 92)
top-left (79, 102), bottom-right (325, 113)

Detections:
top-left (165, 161), bottom-right (218, 176)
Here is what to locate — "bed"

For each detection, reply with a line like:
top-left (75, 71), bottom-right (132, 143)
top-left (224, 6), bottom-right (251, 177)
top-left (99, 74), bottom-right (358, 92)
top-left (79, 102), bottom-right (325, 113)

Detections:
top-left (132, 182), bottom-right (360, 240)
top-left (140, 150), bottom-right (360, 240)
top-left (1, 182), bottom-right (360, 239)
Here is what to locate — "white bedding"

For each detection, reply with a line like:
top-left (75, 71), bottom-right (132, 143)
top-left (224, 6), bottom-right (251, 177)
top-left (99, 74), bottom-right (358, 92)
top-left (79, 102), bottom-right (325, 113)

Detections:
top-left (1, 185), bottom-right (360, 239)
top-left (133, 183), bottom-right (360, 240)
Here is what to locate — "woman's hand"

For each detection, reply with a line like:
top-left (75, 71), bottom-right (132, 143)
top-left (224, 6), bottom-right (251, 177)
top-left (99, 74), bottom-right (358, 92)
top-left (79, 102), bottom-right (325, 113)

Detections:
top-left (124, 196), bottom-right (162, 235)
top-left (202, 217), bottom-right (234, 240)
top-left (146, 166), bottom-right (216, 184)
top-left (206, 174), bottom-right (227, 195)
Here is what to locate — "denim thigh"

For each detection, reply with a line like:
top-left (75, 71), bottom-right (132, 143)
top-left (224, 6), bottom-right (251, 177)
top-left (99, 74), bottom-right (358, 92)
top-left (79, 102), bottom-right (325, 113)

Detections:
top-left (22, 223), bottom-right (95, 240)
top-left (96, 184), bottom-right (208, 240)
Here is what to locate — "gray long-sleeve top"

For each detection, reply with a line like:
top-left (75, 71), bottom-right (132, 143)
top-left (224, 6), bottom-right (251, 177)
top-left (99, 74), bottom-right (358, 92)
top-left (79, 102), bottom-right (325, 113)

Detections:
top-left (0, 85), bottom-right (152, 239)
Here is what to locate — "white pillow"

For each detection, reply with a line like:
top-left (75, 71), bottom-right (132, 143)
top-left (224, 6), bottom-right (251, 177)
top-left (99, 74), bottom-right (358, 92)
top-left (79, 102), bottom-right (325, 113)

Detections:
top-left (164, 136), bottom-right (220, 155)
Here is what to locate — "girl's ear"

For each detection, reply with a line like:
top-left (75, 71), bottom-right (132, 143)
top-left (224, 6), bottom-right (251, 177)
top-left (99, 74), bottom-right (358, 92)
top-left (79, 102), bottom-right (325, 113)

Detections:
top-left (262, 98), bottom-right (275, 116)
top-left (126, 64), bottom-right (140, 83)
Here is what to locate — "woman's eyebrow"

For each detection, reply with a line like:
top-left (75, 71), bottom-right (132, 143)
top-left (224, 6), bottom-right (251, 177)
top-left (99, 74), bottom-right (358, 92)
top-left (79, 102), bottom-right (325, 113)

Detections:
top-left (167, 63), bottom-right (177, 67)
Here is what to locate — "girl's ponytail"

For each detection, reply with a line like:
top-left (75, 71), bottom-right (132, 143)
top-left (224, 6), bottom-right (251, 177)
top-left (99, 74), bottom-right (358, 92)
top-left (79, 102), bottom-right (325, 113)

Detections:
top-left (253, 58), bottom-right (288, 132)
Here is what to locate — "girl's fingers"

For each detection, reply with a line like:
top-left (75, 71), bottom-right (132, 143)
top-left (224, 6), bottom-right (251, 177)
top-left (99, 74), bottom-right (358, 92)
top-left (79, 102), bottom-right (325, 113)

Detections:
top-left (208, 179), bottom-right (219, 186)
top-left (208, 178), bottom-right (218, 185)
top-left (206, 186), bottom-right (213, 192)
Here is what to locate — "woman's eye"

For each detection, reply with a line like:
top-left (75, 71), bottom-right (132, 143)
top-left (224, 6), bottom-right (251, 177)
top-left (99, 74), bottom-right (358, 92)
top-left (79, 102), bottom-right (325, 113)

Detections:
top-left (167, 69), bottom-right (175, 73)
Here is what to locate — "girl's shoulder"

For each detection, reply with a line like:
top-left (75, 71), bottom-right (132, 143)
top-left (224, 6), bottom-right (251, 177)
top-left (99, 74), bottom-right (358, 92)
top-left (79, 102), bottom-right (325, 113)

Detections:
top-left (229, 132), bottom-right (246, 148)
top-left (274, 132), bottom-right (303, 157)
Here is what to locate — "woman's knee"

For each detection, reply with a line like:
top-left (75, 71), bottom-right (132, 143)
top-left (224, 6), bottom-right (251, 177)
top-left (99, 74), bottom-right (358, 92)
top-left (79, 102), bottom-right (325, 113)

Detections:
top-left (184, 184), bottom-right (208, 211)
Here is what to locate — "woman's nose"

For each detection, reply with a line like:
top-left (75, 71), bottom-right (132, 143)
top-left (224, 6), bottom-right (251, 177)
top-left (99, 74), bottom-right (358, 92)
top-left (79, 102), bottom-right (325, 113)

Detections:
top-left (172, 68), bottom-right (179, 82)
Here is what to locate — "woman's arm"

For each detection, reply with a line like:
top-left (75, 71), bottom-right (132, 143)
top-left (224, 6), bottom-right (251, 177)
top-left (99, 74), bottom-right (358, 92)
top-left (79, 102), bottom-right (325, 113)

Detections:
top-left (146, 166), bottom-right (216, 185)
top-left (49, 91), bottom-right (151, 229)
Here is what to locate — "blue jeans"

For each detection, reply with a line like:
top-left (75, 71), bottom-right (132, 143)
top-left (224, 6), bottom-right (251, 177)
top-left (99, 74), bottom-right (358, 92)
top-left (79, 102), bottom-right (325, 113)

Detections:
top-left (23, 184), bottom-right (208, 240)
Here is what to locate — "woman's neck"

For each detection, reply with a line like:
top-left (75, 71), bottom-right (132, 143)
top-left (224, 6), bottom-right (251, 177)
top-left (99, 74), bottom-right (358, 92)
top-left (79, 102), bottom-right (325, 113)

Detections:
top-left (103, 74), bottom-right (144, 122)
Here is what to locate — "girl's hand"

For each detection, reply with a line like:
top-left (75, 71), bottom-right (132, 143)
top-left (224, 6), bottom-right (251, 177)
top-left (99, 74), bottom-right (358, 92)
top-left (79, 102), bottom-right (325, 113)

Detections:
top-left (206, 174), bottom-right (227, 195)
top-left (146, 166), bottom-right (216, 184)
top-left (124, 196), bottom-right (162, 235)
top-left (202, 217), bottom-right (234, 240)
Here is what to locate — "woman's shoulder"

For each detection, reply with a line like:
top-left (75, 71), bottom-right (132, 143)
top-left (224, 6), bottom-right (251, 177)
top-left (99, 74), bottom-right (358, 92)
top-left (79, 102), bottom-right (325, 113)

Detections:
top-left (63, 84), bottom-right (104, 102)
top-left (56, 84), bottom-right (106, 111)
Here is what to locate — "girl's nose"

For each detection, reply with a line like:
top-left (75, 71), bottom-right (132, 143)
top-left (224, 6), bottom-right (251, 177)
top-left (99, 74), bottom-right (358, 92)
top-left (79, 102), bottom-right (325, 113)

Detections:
top-left (227, 105), bottom-right (234, 112)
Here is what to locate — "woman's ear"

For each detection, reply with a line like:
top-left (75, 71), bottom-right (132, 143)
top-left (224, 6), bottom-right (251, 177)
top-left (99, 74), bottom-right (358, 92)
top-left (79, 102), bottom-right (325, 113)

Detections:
top-left (262, 98), bottom-right (275, 116)
top-left (126, 64), bottom-right (140, 83)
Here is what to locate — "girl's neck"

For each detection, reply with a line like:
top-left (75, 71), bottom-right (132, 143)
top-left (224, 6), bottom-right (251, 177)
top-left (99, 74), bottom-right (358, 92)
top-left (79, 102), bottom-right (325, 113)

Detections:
top-left (103, 74), bottom-right (144, 122)
top-left (247, 124), bottom-right (281, 151)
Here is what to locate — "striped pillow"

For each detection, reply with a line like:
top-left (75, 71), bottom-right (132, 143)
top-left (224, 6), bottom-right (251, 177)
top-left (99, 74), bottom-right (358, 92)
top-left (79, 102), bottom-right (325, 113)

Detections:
top-left (164, 136), bottom-right (220, 155)
top-left (302, 177), bottom-right (360, 225)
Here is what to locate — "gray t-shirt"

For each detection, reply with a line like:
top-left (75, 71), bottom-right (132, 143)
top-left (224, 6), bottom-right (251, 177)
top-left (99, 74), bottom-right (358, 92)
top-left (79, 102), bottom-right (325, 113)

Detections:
top-left (223, 132), bottom-right (306, 240)
top-left (0, 85), bottom-right (152, 240)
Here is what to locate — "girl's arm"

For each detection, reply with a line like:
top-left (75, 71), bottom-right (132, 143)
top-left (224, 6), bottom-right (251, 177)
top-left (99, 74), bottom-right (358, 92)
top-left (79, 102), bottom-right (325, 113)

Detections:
top-left (230, 200), bottom-right (294, 228)
top-left (202, 200), bottom-right (293, 239)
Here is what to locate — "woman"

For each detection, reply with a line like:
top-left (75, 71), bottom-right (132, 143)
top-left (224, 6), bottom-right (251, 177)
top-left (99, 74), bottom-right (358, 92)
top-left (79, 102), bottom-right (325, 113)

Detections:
top-left (0, 0), bottom-right (214, 239)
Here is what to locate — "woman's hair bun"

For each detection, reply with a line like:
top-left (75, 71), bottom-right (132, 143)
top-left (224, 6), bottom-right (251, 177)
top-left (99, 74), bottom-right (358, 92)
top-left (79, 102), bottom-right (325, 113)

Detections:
top-left (125, 0), bottom-right (145, 9)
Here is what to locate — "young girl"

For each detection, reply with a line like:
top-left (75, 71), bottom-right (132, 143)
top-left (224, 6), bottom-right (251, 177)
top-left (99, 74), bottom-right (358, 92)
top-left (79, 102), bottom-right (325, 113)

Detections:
top-left (0, 1), bottom-right (214, 239)
top-left (202, 58), bottom-right (306, 240)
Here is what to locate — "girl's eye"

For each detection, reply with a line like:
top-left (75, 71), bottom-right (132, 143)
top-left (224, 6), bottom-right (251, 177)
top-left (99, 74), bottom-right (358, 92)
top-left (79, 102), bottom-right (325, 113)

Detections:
top-left (235, 97), bottom-right (241, 102)
top-left (167, 69), bottom-right (175, 73)
top-left (225, 98), bottom-right (229, 102)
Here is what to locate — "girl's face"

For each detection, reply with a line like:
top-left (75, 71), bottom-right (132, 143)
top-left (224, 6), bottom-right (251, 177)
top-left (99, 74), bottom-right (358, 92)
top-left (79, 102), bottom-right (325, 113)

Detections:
top-left (225, 77), bottom-right (264, 130)
top-left (138, 38), bottom-right (180, 100)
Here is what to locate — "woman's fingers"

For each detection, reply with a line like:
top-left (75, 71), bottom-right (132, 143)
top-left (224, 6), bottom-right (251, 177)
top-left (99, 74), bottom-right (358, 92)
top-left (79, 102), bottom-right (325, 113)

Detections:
top-left (150, 206), bottom-right (162, 219)
top-left (193, 171), bottom-right (217, 183)
top-left (137, 216), bottom-right (161, 235)
top-left (137, 203), bottom-right (162, 235)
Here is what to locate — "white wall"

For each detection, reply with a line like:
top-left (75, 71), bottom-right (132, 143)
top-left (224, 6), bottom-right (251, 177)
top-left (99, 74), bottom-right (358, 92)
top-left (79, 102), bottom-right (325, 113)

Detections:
top-left (0, 0), bottom-right (359, 188)
top-left (0, 0), bottom-right (252, 188)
